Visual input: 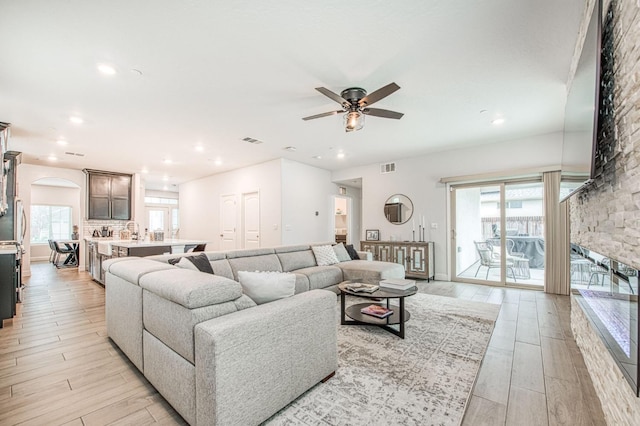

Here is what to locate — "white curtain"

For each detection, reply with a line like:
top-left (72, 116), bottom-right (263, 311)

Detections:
top-left (544, 171), bottom-right (570, 294)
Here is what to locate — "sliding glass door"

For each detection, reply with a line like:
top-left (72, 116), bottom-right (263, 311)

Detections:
top-left (452, 181), bottom-right (545, 287)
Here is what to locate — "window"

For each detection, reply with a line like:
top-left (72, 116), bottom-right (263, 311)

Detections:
top-left (144, 196), bottom-right (178, 205)
top-left (30, 205), bottom-right (72, 243)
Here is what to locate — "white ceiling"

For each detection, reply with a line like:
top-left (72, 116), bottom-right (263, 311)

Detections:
top-left (0, 0), bottom-right (585, 190)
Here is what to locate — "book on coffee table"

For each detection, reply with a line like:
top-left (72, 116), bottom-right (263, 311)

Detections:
top-left (345, 283), bottom-right (379, 293)
top-left (379, 278), bottom-right (416, 291)
top-left (360, 304), bottom-right (393, 318)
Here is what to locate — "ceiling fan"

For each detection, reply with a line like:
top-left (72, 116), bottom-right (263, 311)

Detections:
top-left (302, 82), bottom-right (404, 132)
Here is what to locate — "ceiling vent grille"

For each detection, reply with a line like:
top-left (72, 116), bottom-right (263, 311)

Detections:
top-left (65, 151), bottom-right (85, 157)
top-left (242, 137), bottom-right (263, 144)
top-left (380, 162), bottom-right (396, 174)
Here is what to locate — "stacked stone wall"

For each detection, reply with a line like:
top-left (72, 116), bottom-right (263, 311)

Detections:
top-left (570, 1), bottom-right (640, 424)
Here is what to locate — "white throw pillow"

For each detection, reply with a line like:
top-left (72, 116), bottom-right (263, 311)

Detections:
top-left (176, 257), bottom-right (199, 271)
top-left (312, 244), bottom-right (340, 266)
top-left (237, 271), bottom-right (296, 305)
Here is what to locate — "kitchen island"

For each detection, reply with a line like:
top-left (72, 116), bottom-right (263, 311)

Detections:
top-left (85, 238), bottom-right (207, 284)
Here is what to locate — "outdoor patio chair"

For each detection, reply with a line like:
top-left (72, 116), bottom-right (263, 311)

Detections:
top-left (474, 241), bottom-right (517, 281)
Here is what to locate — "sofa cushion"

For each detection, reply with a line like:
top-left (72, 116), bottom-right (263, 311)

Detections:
top-left (237, 271), bottom-right (296, 305)
top-left (277, 249), bottom-right (317, 272)
top-left (227, 254), bottom-right (282, 281)
top-left (106, 258), bottom-right (175, 285)
top-left (311, 245), bottom-right (339, 266)
top-left (143, 290), bottom-right (254, 364)
top-left (332, 243), bottom-right (351, 262)
top-left (345, 244), bottom-right (360, 260)
top-left (337, 260), bottom-right (405, 284)
top-left (140, 269), bottom-right (242, 309)
top-left (294, 265), bottom-right (343, 290)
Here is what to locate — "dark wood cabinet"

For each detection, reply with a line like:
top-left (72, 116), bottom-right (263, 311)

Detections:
top-left (85, 170), bottom-right (132, 220)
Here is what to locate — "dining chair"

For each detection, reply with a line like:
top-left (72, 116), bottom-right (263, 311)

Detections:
top-left (53, 241), bottom-right (78, 268)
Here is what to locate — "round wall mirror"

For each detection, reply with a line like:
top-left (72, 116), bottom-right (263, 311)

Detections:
top-left (384, 194), bottom-right (413, 224)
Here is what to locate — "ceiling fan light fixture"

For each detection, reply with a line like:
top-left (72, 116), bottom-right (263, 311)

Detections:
top-left (344, 111), bottom-right (364, 132)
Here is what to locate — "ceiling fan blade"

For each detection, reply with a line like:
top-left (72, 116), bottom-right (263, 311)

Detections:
top-left (315, 87), bottom-right (350, 107)
top-left (358, 82), bottom-right (400, 107)
top-left (362, 108), bottom-right (404, 119)
top-left (302, 110), bottom-right (344, 121)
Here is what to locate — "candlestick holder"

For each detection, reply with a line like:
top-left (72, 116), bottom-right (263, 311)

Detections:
top-left (412, 230), bottom-right (415, 242)
top-left (422, 228), bottom-right (426, 242)
top-left (418, 225), bottom-right (423, 242)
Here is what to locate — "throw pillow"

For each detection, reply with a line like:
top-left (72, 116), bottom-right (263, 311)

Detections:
top-left (312, 244), bottom-right (340, 266)
top-left (169, 253), bottom-right (214, 274)
top-left (237, 271), bottom-right (296, 305)
top-left (345, 244), bottom-right (360, 260)
top-left (332, 243), bottom-right (351, 262)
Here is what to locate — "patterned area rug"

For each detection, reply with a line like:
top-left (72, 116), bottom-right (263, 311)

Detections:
top-left (264, 293), bottom-right (500, 426)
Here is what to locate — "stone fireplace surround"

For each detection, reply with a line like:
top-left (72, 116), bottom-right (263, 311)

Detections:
top-left (569, 0), bottom-right (640, 423)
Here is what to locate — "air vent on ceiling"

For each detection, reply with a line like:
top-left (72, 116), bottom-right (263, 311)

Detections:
top-left (65, 151), bottom-right (85, 157)
top-left (242, 137), bottom-right (263, 144)
top-left (380, 162), bottom-right (396, 174)
top-left (282, 146), bottom-right (296, 151)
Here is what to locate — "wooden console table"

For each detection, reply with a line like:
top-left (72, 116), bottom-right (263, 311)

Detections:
top-left (360, 241), bottom-right (434, 281)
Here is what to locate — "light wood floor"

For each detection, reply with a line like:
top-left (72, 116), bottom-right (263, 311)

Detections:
top-left (0, 263), bottom-right (605, 425)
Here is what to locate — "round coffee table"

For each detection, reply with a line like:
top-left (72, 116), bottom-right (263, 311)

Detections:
top-left (338, 281), bottom-right (417, 339)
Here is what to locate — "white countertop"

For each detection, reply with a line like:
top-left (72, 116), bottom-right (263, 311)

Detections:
top-left (91, 238), bottom-right (206, 255)
top-left (110, 239), bottom-right (207, 248)
top-left (0, 246), bottom-right (18, 255)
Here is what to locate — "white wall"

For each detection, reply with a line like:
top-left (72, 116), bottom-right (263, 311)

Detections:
top-left (18, 164), bottom-right (86, 276)
top-left (332, 132), bottom-right (564, 280)
top-left (281, 159), bottom-right (337, 245)
top-left (30, 185), bottom-right (81, 261)
top-left (179, 159), bottom-right (283, 249)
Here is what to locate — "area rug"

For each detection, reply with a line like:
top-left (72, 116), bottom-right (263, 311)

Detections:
top-left (264, 293), bottom-right (500, 426)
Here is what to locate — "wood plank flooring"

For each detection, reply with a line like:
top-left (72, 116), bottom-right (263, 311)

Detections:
top-left (0, 263), bottom-right (605, 425)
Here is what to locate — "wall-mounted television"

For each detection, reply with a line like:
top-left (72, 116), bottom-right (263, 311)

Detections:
top-left (560, 0), bottom-right (602, 202)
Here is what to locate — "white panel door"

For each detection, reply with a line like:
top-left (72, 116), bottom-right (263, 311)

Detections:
top-left (220, 195), bottom-right (237, 250)
top-left (243, 192), bottom-right (260, 249)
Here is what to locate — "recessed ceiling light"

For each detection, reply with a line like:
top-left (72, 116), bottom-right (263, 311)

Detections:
top-left (162, 176), bottom-right (169, 182)
top-left (141, 168), bottom-right (149, 174)
top-left (48, 155), bottom-right (57, 161)
top-left (56, 139), bottom-right (68, 146)
top-left (163, 159), bottom-right (172, 164)
top-left (195, 145), bottom-right (204, 152)
top-left (131, 69), bottom-right (143, 76)
top-left (97, 63), bottom-right (117, 75)
top-left (214, 159), bottom-right (222, 166)
top-left (312, 155), bottom-right (322, 160)
top-left (163, 185), bottom-right (168, 191)
top-left (337, 152), bottom-right (345, 159)
top-left (492, 118), bottom-right (505, 125)
top-left (283, 146), bottom-right (296, 152)
top-left (69, 116), bottom-right (83, 124)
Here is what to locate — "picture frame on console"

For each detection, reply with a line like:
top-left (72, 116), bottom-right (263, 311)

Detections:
top-left (365, 229), bottom-right (380, 241)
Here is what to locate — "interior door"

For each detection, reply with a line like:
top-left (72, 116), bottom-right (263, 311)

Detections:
top-left (243, 192), bottom-right (260, 249)
top-left (220, 195), bottom-right (237, 250)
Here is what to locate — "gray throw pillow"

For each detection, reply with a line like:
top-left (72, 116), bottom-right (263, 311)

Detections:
top-left (169, 253), bottom-right (214, 274)
top-left (333, 243), bottom-right (351, 262)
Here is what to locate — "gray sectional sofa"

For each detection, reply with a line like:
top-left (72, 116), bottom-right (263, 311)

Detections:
top-left (103, 243), bottom-right (405, 425)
